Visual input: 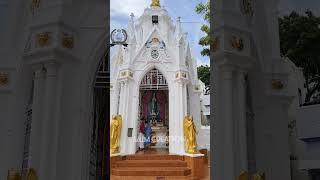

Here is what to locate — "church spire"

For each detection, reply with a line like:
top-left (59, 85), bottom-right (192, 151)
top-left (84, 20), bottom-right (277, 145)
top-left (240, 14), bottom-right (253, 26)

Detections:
top-left (150, 0), bottom-right (160, 8)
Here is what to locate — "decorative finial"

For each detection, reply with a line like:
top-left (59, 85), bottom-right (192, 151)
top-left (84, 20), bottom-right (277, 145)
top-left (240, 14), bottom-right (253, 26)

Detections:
top-left (130, 13), bottom-right (135, 21)
top-left (151, 0), bottom-right (160, 8)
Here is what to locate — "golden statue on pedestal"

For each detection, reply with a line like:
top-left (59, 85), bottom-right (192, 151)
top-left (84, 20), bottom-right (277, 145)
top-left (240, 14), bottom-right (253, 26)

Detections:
top-left (110, 114), bottom-right (122, 154)
top-left (237, 171), bottom-right (249, 180)
top-left (151, 0), bottom-right (160, 8)
top-left (183, 115), bottom-right (197, 154)
top-left (7, 169), bottom-right (21, 180)
top-left (26, 168), bottom-right (38, 180)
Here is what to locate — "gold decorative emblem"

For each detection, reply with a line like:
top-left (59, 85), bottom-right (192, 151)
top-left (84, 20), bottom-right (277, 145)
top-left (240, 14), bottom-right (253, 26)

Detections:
top-left (212, 36), bottom-right (219, 52)
top-left (36, 32), bottom-right (51, 47)
top-left (152, 38), bottom-right (159, 44)
top-left (121, 71), bottom-right (126, 77)
top-left (30, 0), bottom-right (40, 14)
top-left (0, 72), bottom-right (9, 86)
top-left (62, 33), bottom-right (74, 49)
top-left (181, 72), bottom-right (187, 78)
top-left (129, 72), bottom-right (133, 78)
top-left (271, 79), bottom-right (284, 90)
top-left (7, 168), bottom-right (21, 180)
top-left (231, 35), bottom-right (244, 51)
top-left (151, 0), bottom-right (160, 8)
top-left (243, 0), bottom-right (254, 17)
top-left (26, 168), bottom-right (38, 180)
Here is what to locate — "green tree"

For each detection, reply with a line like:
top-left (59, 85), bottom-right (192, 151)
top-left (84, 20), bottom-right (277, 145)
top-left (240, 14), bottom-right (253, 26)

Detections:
top-left (279, 11), bottom-right (320, 103)
top-left (195, 1), bottom-right (210, 57)
top-left (197, 65), bottom-right (210, 86)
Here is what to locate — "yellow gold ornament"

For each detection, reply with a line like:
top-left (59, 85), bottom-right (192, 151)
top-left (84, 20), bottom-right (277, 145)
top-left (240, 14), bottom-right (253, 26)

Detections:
top-left (151, 0), bottom-right (160, 8)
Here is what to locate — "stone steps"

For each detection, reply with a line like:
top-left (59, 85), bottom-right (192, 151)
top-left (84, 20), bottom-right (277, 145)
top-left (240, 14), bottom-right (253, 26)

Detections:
top-left (111, 155), bottom-right (191, 177)
top-left (115, 160), bottom-right (188, 167)
top-left (112, 167), bottom-right (191, 176)
top-left (125, 155), bottom-right (184, 161)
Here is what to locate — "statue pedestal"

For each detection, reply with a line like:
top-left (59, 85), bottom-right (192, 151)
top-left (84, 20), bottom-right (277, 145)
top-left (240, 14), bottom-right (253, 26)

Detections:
top-left (151, 126), bottom-right (168, 148)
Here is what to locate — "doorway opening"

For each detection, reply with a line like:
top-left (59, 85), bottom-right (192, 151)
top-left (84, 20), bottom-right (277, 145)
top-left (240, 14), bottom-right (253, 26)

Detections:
top-left (138, 68), bottom-right (169, 149)
top-left (89, 51), bottom-right (110, 180)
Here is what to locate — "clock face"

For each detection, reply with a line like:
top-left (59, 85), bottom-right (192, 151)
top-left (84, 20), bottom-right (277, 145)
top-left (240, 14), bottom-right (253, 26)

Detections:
top-left (151, 49), bottom-right (159, 59)
top-left (111, 29), bottom-right (127, 44)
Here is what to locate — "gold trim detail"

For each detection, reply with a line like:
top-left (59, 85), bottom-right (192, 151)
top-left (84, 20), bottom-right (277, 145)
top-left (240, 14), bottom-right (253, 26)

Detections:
top-left (181, 72), bottom-right (187, 78)
top-left (271, 80), bottom-right (284, 90)
top-left (62, 33), bottom-right (74, 49)
top-left (0, 72), bottom-right (9, 86)
top-left (231, 35), bottom-right (244, 51)
top-left (151, 0), bottom-right (160, 8)
top-left (212, 36), bottom-right (219, 52)
top-left (36, 32), bottom-right (51, 47)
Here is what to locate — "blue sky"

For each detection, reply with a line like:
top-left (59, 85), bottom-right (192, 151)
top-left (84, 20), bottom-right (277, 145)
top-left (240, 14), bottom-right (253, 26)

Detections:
top-left (111, 0), bottom-right (320, 67)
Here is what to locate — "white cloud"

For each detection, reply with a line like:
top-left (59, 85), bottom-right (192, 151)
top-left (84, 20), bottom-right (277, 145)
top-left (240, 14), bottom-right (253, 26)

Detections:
top-left (197, 58), bottom-right (210, 67)
top-left (111, 0), bottom-right (149, 17)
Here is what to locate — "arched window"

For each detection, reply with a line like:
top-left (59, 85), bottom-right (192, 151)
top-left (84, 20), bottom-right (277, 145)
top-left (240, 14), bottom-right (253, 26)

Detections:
top-left (140, 68), bottom-right (168, 90)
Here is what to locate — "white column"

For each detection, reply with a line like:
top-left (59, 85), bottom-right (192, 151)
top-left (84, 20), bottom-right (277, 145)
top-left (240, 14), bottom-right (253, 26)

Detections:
top-left (172, 80), bottom-right (187, 155)
top-left (39, 62), bottom-right (59, 180)
top-left (118, 81), bottom-right (127, 154)
top-left (237, 71), bottom-right (248, 173)
top-left (169, 86), bottom-right (174, 153)
top-left (28, 65), bottom-right (45, 172)
top-left (222, 69), bottom-right (235, 179)
top-left (110, 83), bottom-right (120, 116)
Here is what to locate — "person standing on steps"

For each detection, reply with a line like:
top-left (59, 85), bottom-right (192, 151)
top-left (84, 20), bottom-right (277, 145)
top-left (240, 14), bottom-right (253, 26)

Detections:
top-left (138, 117), bottom-right (145, 150)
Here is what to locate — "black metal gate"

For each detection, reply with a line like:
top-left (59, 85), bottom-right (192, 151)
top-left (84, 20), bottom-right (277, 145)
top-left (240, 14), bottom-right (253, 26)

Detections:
top-left (89, 51), bottom-right (110, 180)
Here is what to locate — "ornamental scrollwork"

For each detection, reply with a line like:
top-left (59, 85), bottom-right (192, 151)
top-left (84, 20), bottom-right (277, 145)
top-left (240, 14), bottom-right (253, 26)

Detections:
top-left (30, 0), bottom-right (40, 14)
top-left (243, 0), bottom-right (254, 17)
top-left (230, 35), bottom-right (244, 51)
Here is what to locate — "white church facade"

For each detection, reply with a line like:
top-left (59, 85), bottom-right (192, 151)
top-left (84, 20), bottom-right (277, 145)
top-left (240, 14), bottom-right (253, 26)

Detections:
top-left (110, 4), bottom-right (205, 156)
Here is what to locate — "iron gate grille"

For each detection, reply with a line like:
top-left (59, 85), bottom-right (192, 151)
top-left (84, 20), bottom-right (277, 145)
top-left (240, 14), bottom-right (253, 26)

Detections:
top-left (140, 68), bottom-right (168, 90)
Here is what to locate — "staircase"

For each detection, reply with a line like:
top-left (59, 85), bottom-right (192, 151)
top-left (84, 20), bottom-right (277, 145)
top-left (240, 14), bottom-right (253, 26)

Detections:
top-left (111, 154), bottom-right (192, 179)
